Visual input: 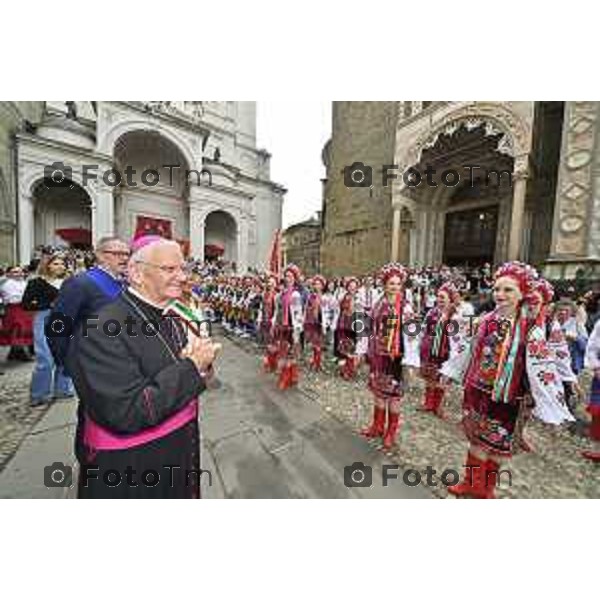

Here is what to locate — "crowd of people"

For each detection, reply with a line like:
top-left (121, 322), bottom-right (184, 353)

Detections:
top-left (195, 259), bottom-right (600, 498)
top-left (1, 238), bottom-right (600, 498)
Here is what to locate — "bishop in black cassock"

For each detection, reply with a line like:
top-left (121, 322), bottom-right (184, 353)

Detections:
top-left (65, 237), bottom-right (215, 499)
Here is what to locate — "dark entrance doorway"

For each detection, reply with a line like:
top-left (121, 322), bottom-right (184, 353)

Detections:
top-left (443, 205), bottom-right (498, 266)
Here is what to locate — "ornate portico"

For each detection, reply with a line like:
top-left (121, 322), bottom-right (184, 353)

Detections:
top-left (391, 102), bottom-right (535, 267)
top-left (6, 101), bottom-right (284, 269)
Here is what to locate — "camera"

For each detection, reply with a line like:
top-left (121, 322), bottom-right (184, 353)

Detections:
top-left (44, 462), bottom-right (73, 488)
top-left (350, 311), bottom-right (373, 339)
top-left (44, 312), bottom-right (74, 338)
top-left (44, 161), bottom-right (73, 188)
top-left (343, 162), bottom-right (372, 188)
top-left (344, 462), bottom-right (372, 488)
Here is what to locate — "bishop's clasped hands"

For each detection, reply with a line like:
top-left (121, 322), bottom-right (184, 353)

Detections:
top-left (181, 335), bottom-right (222, 377)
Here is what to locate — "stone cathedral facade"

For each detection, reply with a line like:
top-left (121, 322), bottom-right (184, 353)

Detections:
top-left (321, 101), bottom-right (600, 280)
top-left (0, 101), bottom-right (285, 271)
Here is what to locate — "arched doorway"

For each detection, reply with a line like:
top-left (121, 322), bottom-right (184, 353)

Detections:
top-left (31, 179), bottom-right (92, 249)
top-left (113, 130), bottom-right (190, 242)
top-left (402, 122), bottom-right (514, 266)
top-left (204, 210), bottom-right (237, 265)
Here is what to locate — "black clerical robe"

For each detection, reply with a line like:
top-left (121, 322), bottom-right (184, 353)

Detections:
top-left (66, 289), bottom-right (206, 499)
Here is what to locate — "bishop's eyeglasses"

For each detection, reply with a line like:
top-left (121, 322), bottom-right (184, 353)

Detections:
top-left (135, 260), bottom-right (192, 276)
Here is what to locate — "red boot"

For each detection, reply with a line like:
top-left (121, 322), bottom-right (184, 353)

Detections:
top-left (278, 364), bottom-right (291, 390)
top-left (447, 452), bottom-right (485, 498)
top-left (482, 459), bottom-right (500, 499)
top-left (263, 347), bottom-right (278, 373)
top-left (344, 356), bottom-right (357, 380)
top-left (582, 411), bottom-right (600, 461)
top-left (417, 388), bottom-right (437, 412)
top-left (581, 449), bottom-right (600, 461)
top-left (263, 353), bottom-right (276, 373)
top-left (339, 359), bottom-right (354, 380)
top-left (431, 387), bottom-right (445, 418)
top-left (314, 347), bottom-right (322, 371)
top-left (361, 406), bottom-right (386, 438)
top-left (310, 346), bottom-right (322, 371)
top-left (382, 412), bottom-right (401, 449)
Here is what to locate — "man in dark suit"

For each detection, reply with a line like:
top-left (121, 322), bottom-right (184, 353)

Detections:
top-left (47, 236), bottom-right (128, 472)
top-left (48, 236), bottom-right (129, 369)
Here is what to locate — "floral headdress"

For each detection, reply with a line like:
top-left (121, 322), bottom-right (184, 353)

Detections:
top-left (283, 263), bottom-right (302, 282)
top-left (526, 277), bottom-right (554, 305)
top-left (494, 261), bottom-right (539, 296)
top-left (378, 262), bottom-right (408, 284)
top-left (437, 281), bottom-right (461, 305)
top-left (311, 274), bottom-right (327, 289)
top-left (344, 276), bottom-right (359, 289)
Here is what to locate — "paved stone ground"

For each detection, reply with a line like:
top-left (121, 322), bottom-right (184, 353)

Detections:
top-left (2, 331), bottom-right (598, 498)
top-left (227, 332), bottom-right (600, 499)
top-left (0, 336), bottom-right (430, 499)
top-left (0, 349), bottom-right (53, 473)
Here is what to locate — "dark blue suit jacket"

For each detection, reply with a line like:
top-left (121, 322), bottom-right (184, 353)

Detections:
top-left (48, 267), bottom-right (124, 371)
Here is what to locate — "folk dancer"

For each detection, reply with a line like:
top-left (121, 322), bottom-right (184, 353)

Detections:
top-left (335, 277), bottom-right (362, 380)
top-left (304, 275), bottom-right (326, 371)
top-left (272, 265), bottom-right (304, 390)
top-left (260, 274), bottom-right (280, 373)
top-left (440, 262), bottom-right (569, 499)
top-left (582, 318), bottom-right (600, 462)
top-left (362, 263), bottom-right (420, 450)
top-left (516, 277), bottom-right (576, 452)
top-left (418, 281), bottom-right (467, 418)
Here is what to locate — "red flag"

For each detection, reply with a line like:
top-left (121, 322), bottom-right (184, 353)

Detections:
top-left (267, 228), bottom-right (282, 277)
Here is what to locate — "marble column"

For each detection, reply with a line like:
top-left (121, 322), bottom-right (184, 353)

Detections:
top-left (507, 157), bottom-right (529, 261)
top-left (390, 207), bottom-right (401, 262)
top-left (18, 192), bottom-right (34, 264)
top-left (238, 215), bottom-right (249, 274)
top-left (93, 183), bottom-right (114, 243)
top-left (189, 204), bottom-right (205, 261)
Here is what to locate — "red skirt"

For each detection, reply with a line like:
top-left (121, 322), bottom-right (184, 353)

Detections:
top-left (0, 304), bottom-right (34, 346)
top-left (461, 384), bottom-right (527, 457)
top-left (273, 324), bottom-right (295, 359)
top-left (368, 354), bottom-right (405, 401)
top-left (420, 357), bottom-right (444, 385)
top-left (304, 323), bottom-right (323, 347)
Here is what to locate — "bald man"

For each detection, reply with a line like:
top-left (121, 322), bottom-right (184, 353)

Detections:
top-left (66, 237), bottom-right (218, 498)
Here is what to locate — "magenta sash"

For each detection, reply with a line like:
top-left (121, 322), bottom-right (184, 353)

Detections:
top-left (83, 399), bottom-right (198, 451)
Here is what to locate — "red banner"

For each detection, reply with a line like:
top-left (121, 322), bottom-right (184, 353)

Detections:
top-left (267, 229), bottom-right (282, 277)
top-left (205, 243), bottom-right (225, 258)
top-left (134, 216), bottom-right (173, 240)
top-left (56, 228), bottom-right (92, 246)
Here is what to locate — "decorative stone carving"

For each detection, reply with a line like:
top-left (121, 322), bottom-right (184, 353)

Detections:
top-left (394, 103), bottom-right (531, 201)
top-left (553, 101), bottom-right (597, 255)
top-left (411, 102), bottom-right (531, 166)
top-left (144, 101), bottom-right (204, 122)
